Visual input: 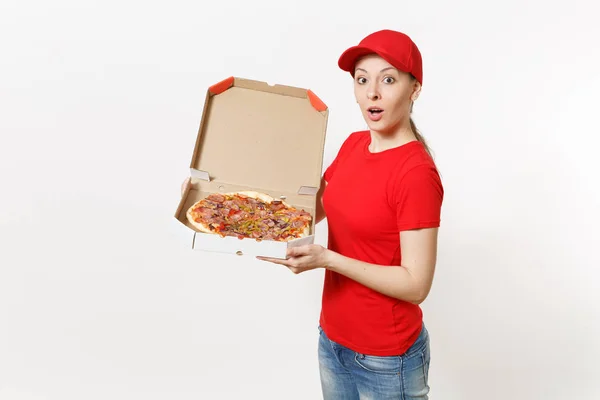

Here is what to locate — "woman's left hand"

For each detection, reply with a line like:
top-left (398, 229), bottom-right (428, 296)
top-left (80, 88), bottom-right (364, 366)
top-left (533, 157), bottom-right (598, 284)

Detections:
top-left (257, 244), bottom-right (330, 274)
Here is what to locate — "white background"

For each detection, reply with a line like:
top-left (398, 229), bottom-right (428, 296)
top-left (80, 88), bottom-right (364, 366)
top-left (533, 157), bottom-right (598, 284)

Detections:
top-left (1, 0), bottom-right (599, 399)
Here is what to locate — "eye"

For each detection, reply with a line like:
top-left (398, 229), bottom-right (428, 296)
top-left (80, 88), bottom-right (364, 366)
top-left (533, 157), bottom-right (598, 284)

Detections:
top-left (356, 77), bottom-right (367, 84)
top-left (383, 76), bottom-right (395, 84)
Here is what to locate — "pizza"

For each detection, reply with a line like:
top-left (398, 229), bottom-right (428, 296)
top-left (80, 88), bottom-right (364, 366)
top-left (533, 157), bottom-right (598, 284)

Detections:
top-left (186, 191), bottom-right (312, 242)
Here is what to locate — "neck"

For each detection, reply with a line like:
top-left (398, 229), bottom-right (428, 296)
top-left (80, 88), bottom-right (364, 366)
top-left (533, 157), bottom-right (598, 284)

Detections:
top-left (368, 119), bottom-right (416, 153)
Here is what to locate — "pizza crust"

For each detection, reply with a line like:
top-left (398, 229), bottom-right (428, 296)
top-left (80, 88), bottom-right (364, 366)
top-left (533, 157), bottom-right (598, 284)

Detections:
top-left (186, 200), bottom-right (217, 234)
top-left (233, 190), bottom-right (274, 203)
top-left (231, 190), bottom-right (293, 208)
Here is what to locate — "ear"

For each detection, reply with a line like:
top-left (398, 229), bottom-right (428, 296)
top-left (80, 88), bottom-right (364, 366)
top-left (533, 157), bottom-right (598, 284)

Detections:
top-left (411, 81), bottom-right (422, 102)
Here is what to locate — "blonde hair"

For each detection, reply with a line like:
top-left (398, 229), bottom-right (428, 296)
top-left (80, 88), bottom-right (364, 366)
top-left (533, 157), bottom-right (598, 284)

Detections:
top-left (409, 116), bottom-right (432, 158)
top-left (409, 75), bottom-right (433, 159)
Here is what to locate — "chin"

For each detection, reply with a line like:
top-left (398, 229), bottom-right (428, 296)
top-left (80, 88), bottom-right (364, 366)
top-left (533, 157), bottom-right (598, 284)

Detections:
top-left (366, 121), bottom-right (393, 135)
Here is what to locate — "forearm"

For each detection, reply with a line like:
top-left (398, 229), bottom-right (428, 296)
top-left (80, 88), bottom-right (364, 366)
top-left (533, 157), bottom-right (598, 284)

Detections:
top-left (324, 250), bottom-right (427, 304)
top-left (315, 214), bottom-right (326, 225)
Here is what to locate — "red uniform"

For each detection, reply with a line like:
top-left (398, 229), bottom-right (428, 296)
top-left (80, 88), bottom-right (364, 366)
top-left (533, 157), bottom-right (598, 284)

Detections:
top-left (319, 130), bottom-right (444, 356)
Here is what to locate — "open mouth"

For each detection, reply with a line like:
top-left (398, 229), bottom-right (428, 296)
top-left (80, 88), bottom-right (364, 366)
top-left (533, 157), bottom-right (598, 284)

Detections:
top-left (368, 107), bottom-right (384, 115)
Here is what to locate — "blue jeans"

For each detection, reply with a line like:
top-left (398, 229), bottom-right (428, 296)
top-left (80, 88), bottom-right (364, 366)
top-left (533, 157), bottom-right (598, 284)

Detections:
top-left (318, 323), bottom-right (430, 400)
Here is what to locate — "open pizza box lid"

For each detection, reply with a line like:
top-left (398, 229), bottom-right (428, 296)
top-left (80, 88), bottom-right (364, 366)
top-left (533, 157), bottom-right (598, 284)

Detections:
top-left (174, 76), bottom-right (329, 259)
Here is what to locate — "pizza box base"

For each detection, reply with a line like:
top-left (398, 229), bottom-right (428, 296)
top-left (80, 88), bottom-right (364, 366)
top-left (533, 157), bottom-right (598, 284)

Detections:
top-left (192, 232), bottom-right (314, 259)
top-left (176, 180), bottom-right (317, 260)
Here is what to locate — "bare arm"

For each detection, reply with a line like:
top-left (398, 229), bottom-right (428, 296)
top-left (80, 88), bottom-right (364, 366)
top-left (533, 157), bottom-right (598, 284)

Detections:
top-left (314, 176), bottom-right (327, 224)
top-left (323, 227), bottom-right (438, 304)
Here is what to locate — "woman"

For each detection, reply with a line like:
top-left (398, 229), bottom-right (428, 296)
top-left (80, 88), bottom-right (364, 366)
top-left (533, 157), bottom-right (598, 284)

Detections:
top-left (259, 29), bottom-right (444, 399)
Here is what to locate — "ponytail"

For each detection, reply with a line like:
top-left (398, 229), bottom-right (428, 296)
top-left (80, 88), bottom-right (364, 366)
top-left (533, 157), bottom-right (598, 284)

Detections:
top-left (408, 74), bottom-right (434, 160)
top-left (409, 117), bottom-right (433, 159)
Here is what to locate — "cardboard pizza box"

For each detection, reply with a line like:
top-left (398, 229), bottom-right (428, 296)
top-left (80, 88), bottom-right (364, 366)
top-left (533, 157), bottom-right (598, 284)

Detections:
top-left (174, 76), bottom-right (329, 259)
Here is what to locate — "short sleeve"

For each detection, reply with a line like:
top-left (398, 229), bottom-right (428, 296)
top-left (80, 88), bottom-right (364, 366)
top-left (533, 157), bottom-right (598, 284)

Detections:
top-left (394, 165), bottom-right (444, 231)
top-left (323, 156), bottom-right (338, 182)
top-left (323, 132), bottom-right (363, 182)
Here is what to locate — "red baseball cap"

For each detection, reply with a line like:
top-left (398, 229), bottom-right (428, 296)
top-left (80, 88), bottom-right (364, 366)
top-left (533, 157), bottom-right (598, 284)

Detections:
top-left (338, 29), bottom-right (423, 85)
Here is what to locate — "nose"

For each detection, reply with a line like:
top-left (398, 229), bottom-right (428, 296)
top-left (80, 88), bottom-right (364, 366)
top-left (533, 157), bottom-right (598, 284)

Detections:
top-left (367, 92), bottom-right (380, 100)
top-left (367, 83), bottom-right (380, 100)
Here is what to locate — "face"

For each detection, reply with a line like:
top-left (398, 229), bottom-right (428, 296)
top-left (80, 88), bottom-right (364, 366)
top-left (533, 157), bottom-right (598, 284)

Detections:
top-left (353, 54), bottom-right (421, 136)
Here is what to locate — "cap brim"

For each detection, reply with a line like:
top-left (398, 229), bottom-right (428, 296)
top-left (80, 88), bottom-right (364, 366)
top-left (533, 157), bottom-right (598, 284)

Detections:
top-left (338, 46), bottom-right (380, 73)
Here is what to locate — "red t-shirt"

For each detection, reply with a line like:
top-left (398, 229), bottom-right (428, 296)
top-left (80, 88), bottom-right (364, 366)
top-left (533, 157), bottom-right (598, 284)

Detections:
top-left (319, 130), bottom-right (444, 356)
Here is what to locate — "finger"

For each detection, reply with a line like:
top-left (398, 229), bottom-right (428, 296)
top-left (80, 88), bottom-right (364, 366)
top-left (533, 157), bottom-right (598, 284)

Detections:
top-left (286, 245), bottom-right (309, 258)
top-left (256, 256), bottom-right (292, 267)
top-left (288, 266), bottom-right (301, 274)
top-left (181, 177), bottom-right (191, 197)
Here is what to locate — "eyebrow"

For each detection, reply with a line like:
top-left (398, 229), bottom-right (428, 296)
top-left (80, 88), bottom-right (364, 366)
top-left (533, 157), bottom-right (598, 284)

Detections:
top-left (354, 67), bottom-right (396, 73)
